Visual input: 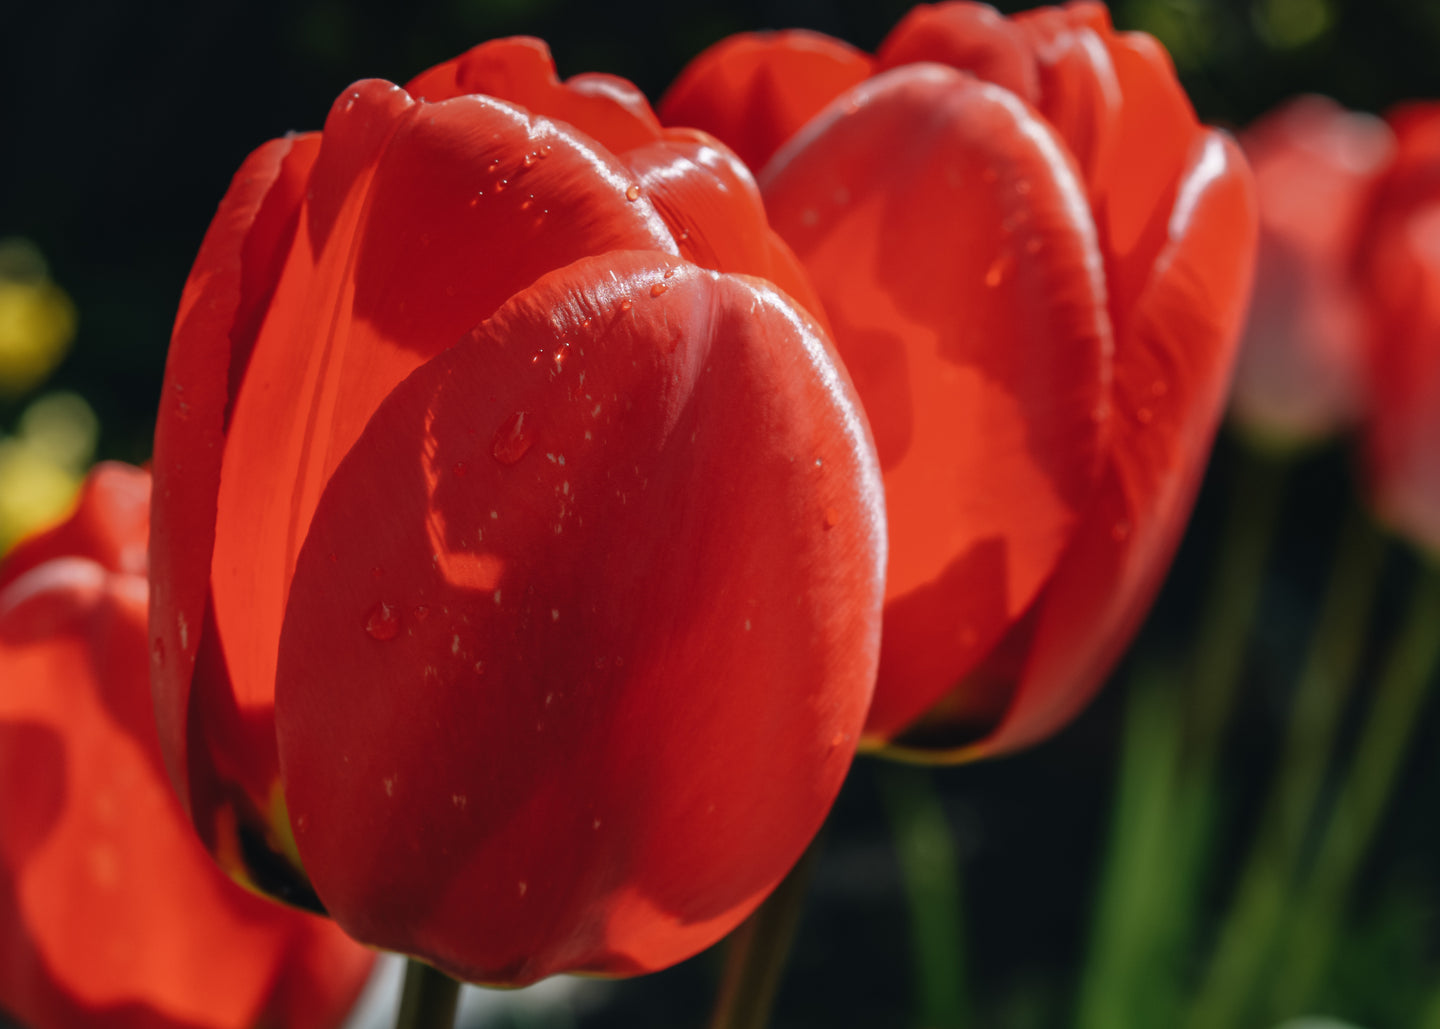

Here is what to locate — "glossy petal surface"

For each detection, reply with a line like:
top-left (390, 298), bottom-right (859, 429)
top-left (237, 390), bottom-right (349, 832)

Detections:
top-left (405, 37), bottom-right (664, 155)
top-left (275, 253), bottom-right (885, 984)
top-left (621, 128), bottom-right (826, 321)
top-left (973, 131), bottom-right (1257, 756)
top-left (158, 76), bottom-right (678, 864)
top-left (1, 472), bottom-right (372, 1029)
top-left (658, 30), bottom-right (875, 173)
top-left (877, 1), bottom-right (1040, 104)
top-left (762, 64), bottom-right (1111, 739)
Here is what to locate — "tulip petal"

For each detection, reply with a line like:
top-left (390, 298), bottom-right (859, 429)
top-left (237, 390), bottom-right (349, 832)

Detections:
top-left (406, 36), bottom-right (665, 155)
top-left (1094, 30), bottom-right (1202, 329)
top-left (274, 251), bottom-right (884, 984)
top-left (621, 128), bottom-right (827, 322)
top-left (1, 462), bottom-right (149, 586)
top-left (151, 131), bottom-right (320, 824)
top-left (185, 78), bottom-right (678, 865)
top-left (761, 64), bottom-right (1111, 740)
top-left (0, 561), bottom-right (372, 1029)
top-left (877, 1), bottom-right (1040, 105)
top-left (658, 30), bottom-right (875, 174)
top-left (971, 130), bottom-right (1257, 756)
top-left (1013, 4), bottom-right (1124, 199)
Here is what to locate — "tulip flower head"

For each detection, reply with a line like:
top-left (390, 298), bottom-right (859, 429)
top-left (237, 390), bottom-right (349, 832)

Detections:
top-left (662, 1), bottom-right (1258, 759)
top-left (1233, 95), bottom-right (1395, 450)
top-left (150, 38), bottom-right (886, 985)
top-left (0, 463), bottom-right (373, 1029)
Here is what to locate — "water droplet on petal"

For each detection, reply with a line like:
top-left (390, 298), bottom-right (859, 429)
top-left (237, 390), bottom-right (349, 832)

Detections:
top-left (492, 411), bottom-right (534, 464)
top-left (823, 507), bottom-right (839, 530)
top-left (365, 602), bottom-right (400, 641)
top-left (663, 267), bottom-right (676, 279)
top-left (625, 185), bottom-right (641, 202)
top-left (619, 299), bottom-right (633, 312)
top-left (650, 282), bottom-right (667, 297)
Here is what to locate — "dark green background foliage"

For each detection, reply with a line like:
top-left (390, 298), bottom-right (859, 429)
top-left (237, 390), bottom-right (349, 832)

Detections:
top-left (2, 1), bottom-right (1438, 1026)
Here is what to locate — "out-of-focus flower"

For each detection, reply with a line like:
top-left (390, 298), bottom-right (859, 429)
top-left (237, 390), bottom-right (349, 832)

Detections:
top-left (0, 462), bottom-right (374, 1029)
top-left (1232, 95), bottom-right (1394, 450)
top-left (1355, 103), bottom-right (1440, 556)
top-left (661, 1), bottom-right (1258, 758)
top-left (0, 392), bottom-right (100, 553)
top-left (149, 38), bottom-right (886, 985)
top-left (0, 239), bottom-right (76, 398)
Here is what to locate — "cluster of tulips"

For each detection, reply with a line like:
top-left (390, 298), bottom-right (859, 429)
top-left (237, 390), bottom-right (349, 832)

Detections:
top-left (2, 1), bottom-right (1437, 1026)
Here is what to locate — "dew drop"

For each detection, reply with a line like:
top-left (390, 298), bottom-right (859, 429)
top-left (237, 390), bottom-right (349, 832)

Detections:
top-left (553, 347), bottom-right (568, 370)
top-left (619, 298), bottom-right (633, 312)
top-left (486, 158), bottom-right (501, 173)
top-left (823, 507), bottom-right (839, 530)
top-left (650, 282), bottom-right (668, 297)
top-left (495, 178), bottom-right (509, 193)
top-left (663, 267), bottom-right (676, 279)
top-left (984, 252), bottom-right (1012, 288)
top-left (522, 152), bottom-right (538, 169)
top-left (492, 411), bottom-right (534, 464)
top-left (625, 184), bottom-right (641, 202)
top-left (365, 602), bottom-right (400, 641)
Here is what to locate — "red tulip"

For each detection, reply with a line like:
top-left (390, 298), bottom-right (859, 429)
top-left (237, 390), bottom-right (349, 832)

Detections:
top-left (1355, 103), bottom-right (1440, 555)
top-left (661, 1), bottom-right (1258, 757)
top-left (149, 38), bottom-right (885, 985)
top-left (0, 462), bottom-right (373, 1029)
top-left (1233, 95), bottom-right (1395, 449)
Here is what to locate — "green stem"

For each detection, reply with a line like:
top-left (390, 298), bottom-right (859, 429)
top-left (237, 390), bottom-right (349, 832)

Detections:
top-left (877, 764), bottom-right (969, 1029)
top-left (1074, 661), bottom-right (1188, 1029)
top-left (708, 836), bottom-right (822, 1029)
top-left (1075, 447), bottom-right (1288, 1029)
top-left (395, 959), bottom-right (461, 1029)
top-left (1186, 503), bottom-right (1387, 1029)
top-left (1183, 445), bottom-right (1290, 780)
top-left (1267, 561), bottom-right (1440, 1017)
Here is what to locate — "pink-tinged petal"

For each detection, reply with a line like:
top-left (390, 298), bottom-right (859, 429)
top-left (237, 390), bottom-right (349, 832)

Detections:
top-left (1, 462), bottom-right (150, 587)
top-left (1013, 4), bottom-right (1123, 199)
top-left (621, 128), bottom-right (827, 322)
top-left (1233, 97), bottom-right (1393, 446)
top-left (969, 130), bottom-right (1258, 757)
top-left (761, 64), bottom-right (1112, 741)
top-left (274, 252), bottom-right (885, 984)
top-left (1094, 30), bottom-right (1203, 330)
top-left (877, 1), bottom-right (1040, 105)
top-left (406, 37), bottom-right (664, 155)
top-left (151, 131), bottom-right (320, 826)
top-left (0, 562), bottom-right (372, 1029)
top-left (191, 79), bottom-right (677, 867)
top-left (658, 31), bottom-right (876, 174)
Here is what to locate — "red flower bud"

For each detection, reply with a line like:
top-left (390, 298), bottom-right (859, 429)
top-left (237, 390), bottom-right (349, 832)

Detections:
top-left (661, 1), bottom-right (1258, 758)
top-left (0, 463), bottom-right (373, 1029)
top-left (149, 38), bottom-right (885, 984)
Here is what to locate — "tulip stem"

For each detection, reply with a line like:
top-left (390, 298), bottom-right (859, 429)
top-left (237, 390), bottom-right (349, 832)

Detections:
top-left (1265, 559), bottom-right (1440, 1017)
top-left (877, 764), bottom-right (969, 1029)
top-left (708, 834), bottom-right (823, 1029)
top-left (396, 959), bottom-right (461, 1029)
top-left (1185, 501), bottom-right (1387, 1029)
top-left (1183, 443), bottom-right (1290, 779)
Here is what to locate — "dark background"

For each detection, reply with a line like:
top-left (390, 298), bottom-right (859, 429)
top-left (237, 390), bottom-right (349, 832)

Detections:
top-left (3, 0), bottom-right (1439, 1026)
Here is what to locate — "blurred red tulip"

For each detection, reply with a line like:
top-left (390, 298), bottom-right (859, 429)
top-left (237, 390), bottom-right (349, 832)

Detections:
top-left (149, 38), bottom-right (886, 985)
top-left (1233, 95), bottom-right (1394, 449)
top-left (661, 1), bottom-right (1258, 758)
top-left (0, 462), bottom-right (373, 1029)
top-left (1355, 103), bottom-right (1440, 555)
